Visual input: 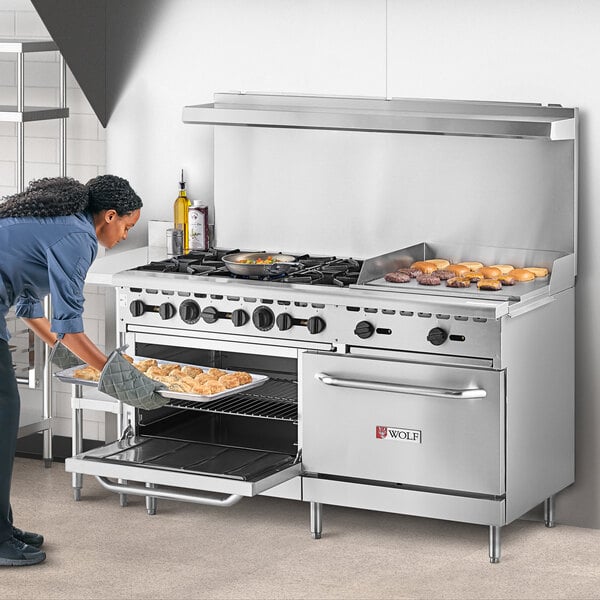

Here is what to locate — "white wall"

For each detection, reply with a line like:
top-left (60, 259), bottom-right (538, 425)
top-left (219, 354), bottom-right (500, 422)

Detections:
top-left (0, 0), bottom-right (108, 441)
top-left (105, 0), bottom-right (600, 529)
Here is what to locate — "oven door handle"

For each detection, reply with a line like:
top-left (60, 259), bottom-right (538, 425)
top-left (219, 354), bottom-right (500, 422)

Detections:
top-left (315, 373), bottom-right (487, 399)
top-left (95, 477), bottom-right (243, 507)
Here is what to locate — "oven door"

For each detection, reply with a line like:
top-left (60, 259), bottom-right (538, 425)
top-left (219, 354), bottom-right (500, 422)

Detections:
top-left (302, 352), bottom-right (505, 496)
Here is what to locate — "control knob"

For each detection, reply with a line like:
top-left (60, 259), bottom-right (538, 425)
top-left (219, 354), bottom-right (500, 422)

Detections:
top-left (231, 309), bottom-right (249, 327)
top-left (427, 327), bottom-right (448, 346)
top-left (307, 316), bottom-right (326, 335)
top-left (129, 300), bottom-right (146, 317)
top-left (276, 313), bottom-right (294, 331)
top-left (201, 306), bottom-right (219, 324)
top-left (179, 300), bottom-right (201, 324)
top-left (354, 321), bottom-right (374, 339)
top-left (159, 302), bottom-right (176, 320)
top-left (252, 306), bottom-right (275, 331)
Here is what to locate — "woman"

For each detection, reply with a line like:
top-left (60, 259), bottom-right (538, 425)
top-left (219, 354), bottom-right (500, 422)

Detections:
top-left (0, 175), bottom-right (163, 567)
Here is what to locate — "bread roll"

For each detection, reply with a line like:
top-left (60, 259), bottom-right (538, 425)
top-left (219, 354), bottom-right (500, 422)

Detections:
top-left (410, 261), bottom-right (438, 274)
top-left (233, 371), bottom-right (253, 385)
top-left (489, 264), bottom-right (514, 275)
top-left (446, 264), bottom-right (470, 277)
top-left (428, 259), bottom-right (450, 270)
top-left (477, 278), bottom-right (502, 291)
top-left (524, 267), bottom-right (549, 278)
top-left (477, 266), bottom-right (502, 279)
top-left (508, 268), bottom-right (536, 282)
top-left (74, 366), bottom-right (100, 381)
top-left (181, 365), bottom-right (204, 378)
top-left (458, 261), bottom-right (484, 271)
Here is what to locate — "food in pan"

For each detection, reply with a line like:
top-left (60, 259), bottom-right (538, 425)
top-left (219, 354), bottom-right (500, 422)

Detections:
top-left (196, 380), bottom-right (227, 395)
top-left (477, 278), bottom-right (502, 291)
top-left (427, 259), bottom-right (450, 270)
top-left (73, 366), bottom-right (100, 381)
top-left (446, 277), bottom-right (472, 288)
top-left (134, 358), bottom-right (158, 372)
top-left (207, 368), bottom-right (227, 379)
top-left (489, 264), bottom-right (514, 275)
top-left (237, 255), bottom-right (283, 264)
top-left (477, 266), bottom-right (502, 279)
top-left (416, 274), bottom-right (441, 286)
top-left (508, 268), bottom-right (536, 282)
top-left (524, 267), bottom-right (549, 278)
top-left (446, 264), bottom-right (471, 277)
top-left (457, 261), bottom-right (484, 271)
top-left (181, 365), bottom-right (204, 377)
top-left (384, 271), bottom-right (411, 283)
top-left (122, 354), bottom-right (134, 364)
top-left (431, 269), bottom-right (454, 281)
top-left (410, 261), bottom-right (438, 274)
top-left (463, 271), bottom-right (484, 282)
top-left (498, 275), bottom-right (516, 286)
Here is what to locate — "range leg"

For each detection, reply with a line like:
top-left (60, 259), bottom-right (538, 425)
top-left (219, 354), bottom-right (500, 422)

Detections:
top-left (489, 525), bottom-right (501, 563)
top-left (310, 502), bottom-right (322, 539)
top-left (71, 401), bottom-right (83, 501)
top-left (146, 483), bottom-right (157, 515)
top-left (544, 495), bottom-right (555, 528)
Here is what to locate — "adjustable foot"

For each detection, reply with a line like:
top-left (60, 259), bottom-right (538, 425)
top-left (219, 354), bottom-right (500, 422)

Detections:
top-left (310, 502), bottom-right (322, 539)
top-left (489, 525), bottom-right (501, 563)
top-left (146, 483), bottom-right (157, 515)
top-left (544, 495), bottom-right (555, 528)
top-left (73, 488), bottom-right (81, 502)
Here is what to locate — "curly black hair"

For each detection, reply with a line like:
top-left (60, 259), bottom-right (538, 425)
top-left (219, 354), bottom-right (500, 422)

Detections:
top-left (0, 175), bottom-right (142, 218)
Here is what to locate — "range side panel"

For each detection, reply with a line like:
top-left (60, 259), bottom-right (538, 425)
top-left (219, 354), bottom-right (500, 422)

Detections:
top-left (502, 289), bottom-right (575, 524)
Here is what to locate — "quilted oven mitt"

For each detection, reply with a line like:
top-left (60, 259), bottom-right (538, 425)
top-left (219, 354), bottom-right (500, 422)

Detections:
top-left (49, 340), bottom-right (83, 370)
top-left (98, 351), bottom-right (168, 410)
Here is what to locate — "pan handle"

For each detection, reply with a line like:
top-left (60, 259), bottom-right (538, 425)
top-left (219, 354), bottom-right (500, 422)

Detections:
top-left (315, 373), bottom-right (487, 399)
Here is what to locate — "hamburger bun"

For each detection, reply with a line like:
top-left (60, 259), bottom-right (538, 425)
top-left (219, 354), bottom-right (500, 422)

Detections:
top-left (457, 261), bottom-right (484, 271)
top-left (477, 266), bottom-right (502, 279)
top-left (524, 267), bottom-right (549, 278)
top-left (446, 264), bottom-right (471, 277)
top-left (489, 264), bottom-right (514, 275)
top-left (508, 268), bottom-right (536, 282)
top-left (410, 261), bottom-right (438, 274)
top-left (428, 258), bottom-right (450, 270)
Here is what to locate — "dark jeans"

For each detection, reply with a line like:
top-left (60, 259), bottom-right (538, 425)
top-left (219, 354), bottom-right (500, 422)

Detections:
top-left (0, 339), bottom-right (19, 543)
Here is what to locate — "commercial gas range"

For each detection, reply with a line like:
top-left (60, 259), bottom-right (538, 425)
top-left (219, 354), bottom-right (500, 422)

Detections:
top-left (66, 94), bottom-right (577, 563)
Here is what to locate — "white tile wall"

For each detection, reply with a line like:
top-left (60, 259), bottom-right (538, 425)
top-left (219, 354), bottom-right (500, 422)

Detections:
top-left (1, 2), bottom-right (108, 441)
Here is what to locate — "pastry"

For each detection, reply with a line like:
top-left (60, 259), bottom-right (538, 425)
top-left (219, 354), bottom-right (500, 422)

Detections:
top-left (181, 365), bottom-right (204, 377)
top-left (219, 373), bottom-right (242, 389)
top-left (458, 261), bottom-right (484, 271)
top-left (133, 358), bottom-right (158, 372)
top-left (410, 261), bottom-right (438, 274)
top-left (196, 380), bottom-right (227, 395)
top-left (122, 354), bottom-right (134, 364)
top-left (74, 366), bottom-right (100, 381)
top-left (207, 368), bottom-right (227, 379)
top-left (477, 278), bottom-right (502, 291)
top-left (489, 264), bottom-right (514, 275)
top-left (233, 371), bottom-right (253, 385)
top-left (524, 267), bottom-right (549, 278)
top-left (508, 269), bottom-right (536, 282)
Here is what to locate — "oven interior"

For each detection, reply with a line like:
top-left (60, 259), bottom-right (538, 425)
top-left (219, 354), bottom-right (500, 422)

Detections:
top-left (94, 343), bottom-right (300, 481)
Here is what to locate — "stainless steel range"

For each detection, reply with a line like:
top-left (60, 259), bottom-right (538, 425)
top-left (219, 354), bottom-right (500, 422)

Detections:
top-left (66, 94), bottom-right (577, 563)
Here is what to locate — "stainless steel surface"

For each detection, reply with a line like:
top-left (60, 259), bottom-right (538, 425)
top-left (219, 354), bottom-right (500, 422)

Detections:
top-left (0, 38), bottom-right (58, 52)
top-left (59, 54), bottom-right (67, 177)
top-left (315, 372), bottom-right (487, 399)
top-left (0, 106), bottom-right (69, 122)
top-left (145, 482), bottom-right (156, 515)
top-left (310, 502), bottom-right (322, 540)
top-left (222, 252), bottom-right (297, 276)
top-left (96, 477), bottom-right (243, 508)
top-left (544, 496), bottom-right (556, 528)
top-left (166, 228), bottom-right (184, 255)
top-left (16, 53), bottom-right (23, 193)
top-left (303, 352), bottom-right (505, 496)
top-left (489, 526), bottom-right (501, 563)
top-left (71, 384), bottom-right (83, 501)
top-left (184, 93), bottom-right (576, 140)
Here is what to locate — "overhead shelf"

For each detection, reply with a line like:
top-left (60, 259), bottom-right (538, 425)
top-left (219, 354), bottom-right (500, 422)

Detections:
top-left (0, 38), bottom-right (58, 53)
top-left (183, 93), bottom-right (576, 141)
top-left (0, 105), bottom-right (69, 122)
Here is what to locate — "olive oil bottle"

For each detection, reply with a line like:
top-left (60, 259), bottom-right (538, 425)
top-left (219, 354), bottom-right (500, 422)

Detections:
top-left (173, 169), bottom-right (191, 252)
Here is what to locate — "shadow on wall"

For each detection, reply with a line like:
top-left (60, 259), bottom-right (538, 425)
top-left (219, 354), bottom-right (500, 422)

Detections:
top-left (32, 0), bottom-right (169, 127)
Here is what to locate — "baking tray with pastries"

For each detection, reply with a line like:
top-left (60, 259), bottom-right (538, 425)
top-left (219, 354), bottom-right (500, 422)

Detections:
top-left (54, 354), bottom-right (269, 403)
top-left (382, 259), bottom-right (549, 292)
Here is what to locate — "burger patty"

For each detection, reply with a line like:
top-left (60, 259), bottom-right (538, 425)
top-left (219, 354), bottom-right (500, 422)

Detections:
top-left (384, 271), bottom-right (411, 283)
top-left (431, 269), bottom-right (455, 281)
top-left (446, 277), bottom-right (471, 288)
top-left (397, 267), bottom-right (421, 278)
top-left (416, 274), bottom-right (441, 286)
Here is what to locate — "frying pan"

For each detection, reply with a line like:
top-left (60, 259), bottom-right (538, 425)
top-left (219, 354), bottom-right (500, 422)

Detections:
top-left (222, 252), bottom-right (298, 277)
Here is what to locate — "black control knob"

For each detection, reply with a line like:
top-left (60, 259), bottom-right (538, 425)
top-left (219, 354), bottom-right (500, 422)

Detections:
top-left (354, 321), bottom-right (374, 339)
top-left (231, 309), bottom-right (249, 327)
top-left (201, 306), bottom-right (219, 324)
top-left (129, 300), bottom-right (146, 317)
top-left (179, 300), bottom-right (201, 324)
top-left (158, 302), bottom-right (176, 320)
top-left (427, 327), bottom-right (448, 346)
top-left (307, 316), bottom-right (326, 335)
top-left (276, 313), bottom-right (294, 331)
top-left (252, 306), bottom-right (275, 331)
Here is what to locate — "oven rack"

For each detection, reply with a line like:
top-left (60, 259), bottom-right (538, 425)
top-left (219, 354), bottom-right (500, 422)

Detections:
top-left (166, 379), bottom-right (298, 421)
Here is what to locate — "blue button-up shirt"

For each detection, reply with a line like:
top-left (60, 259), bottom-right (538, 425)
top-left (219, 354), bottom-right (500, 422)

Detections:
top-left (0, 212), bottom-right (98, 341)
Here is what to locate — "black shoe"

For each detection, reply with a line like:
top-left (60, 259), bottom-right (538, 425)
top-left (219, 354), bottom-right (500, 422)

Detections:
top-left (12, 527), bottom-right (44, 548)
top-left (0, 537), bottom-right (46, 566)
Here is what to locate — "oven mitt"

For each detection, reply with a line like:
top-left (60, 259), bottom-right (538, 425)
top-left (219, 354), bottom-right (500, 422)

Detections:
top-left (98, 350), bottom-right (169, 410)
top-left (49, 340), bottom-right (83, 370)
